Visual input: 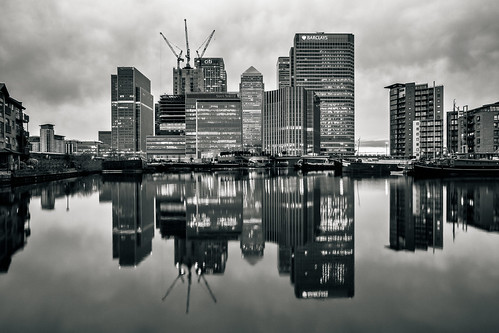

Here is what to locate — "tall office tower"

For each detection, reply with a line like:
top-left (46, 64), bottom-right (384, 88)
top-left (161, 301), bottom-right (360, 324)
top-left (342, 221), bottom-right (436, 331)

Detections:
top-left (195, 57), bottom-right (227, 92)
top-left (173, 67), bottom-right (204, 95)
top-left (276, 57), bottom-right (290, 89)
top-left (263, 87), bottom-right (320, 156)
top-left (240, 66), bottom-right (264, 153)
top-left (184, 93), bottom-right (242, 159)
top-left (39, 124), bottom-right (55, 153)
top-left (290, 33), bottom-right (355, 154)
top-left (111, 67), bottom-right (154, 152)
top-left (385, 82), bottom-right (444, 159)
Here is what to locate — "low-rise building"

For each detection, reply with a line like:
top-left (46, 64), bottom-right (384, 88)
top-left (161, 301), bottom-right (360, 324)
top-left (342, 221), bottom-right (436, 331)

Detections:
top-left (451, 101), bottom-right (499, 155)
top-left (0, 83), bottom-right (29, 170)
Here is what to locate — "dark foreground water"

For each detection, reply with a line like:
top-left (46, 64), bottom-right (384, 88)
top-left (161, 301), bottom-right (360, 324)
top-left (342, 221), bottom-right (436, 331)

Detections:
top-left (1, 170), bottom-right (498, 332)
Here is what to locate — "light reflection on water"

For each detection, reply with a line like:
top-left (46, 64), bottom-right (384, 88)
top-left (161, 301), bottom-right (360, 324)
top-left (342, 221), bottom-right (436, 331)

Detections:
top-left (0, 171), bottom-right (498, 332)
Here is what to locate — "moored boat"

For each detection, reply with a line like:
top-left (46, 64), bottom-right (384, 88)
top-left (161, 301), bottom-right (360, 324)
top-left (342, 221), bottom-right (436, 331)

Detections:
top-left (414, 158), bottom-right (499, 177)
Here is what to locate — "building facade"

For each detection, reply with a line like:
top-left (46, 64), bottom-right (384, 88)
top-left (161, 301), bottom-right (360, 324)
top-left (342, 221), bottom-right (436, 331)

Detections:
top-left (39, 124), bottom-right (55, 153)
top-left (386, 82), bottom-right (444, 159)
top-left (240, 66), bottom-right (264, 153)
top-left (195, 57), bottom-right (227, 92)
top-left (263, 87), bottom-right (320, 156)
top-left (276, 57), bottom-right (290, 89)
top-left (454, 102), bottom-right (499, 155)
top-left (289, 33), bottom-right (355, 154)
top-left (0, 83), bottom-right (29, 156)
top-left (447, 110), bottom-right (459, 154)
top-left (147, 94), bottom-right (187, 160)
top-left (185, 93), bottom-right (242, 159)
top-left (173, 67), bottom-right (204, 95)
top-left (111, 67), bottom-right (154, 153)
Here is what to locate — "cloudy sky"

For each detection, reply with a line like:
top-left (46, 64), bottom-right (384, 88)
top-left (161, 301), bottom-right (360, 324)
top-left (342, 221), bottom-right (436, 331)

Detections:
top-left (1, 0), bottom-right (498, 143)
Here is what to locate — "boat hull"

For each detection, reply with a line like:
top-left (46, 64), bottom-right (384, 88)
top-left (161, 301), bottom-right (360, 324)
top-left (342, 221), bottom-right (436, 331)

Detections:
top-left (414, 159), bottom-right (499, 177)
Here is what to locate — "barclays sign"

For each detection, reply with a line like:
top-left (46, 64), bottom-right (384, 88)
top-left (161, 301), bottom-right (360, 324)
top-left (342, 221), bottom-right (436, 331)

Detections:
top-left (301, 35), bottom-right (328, 41)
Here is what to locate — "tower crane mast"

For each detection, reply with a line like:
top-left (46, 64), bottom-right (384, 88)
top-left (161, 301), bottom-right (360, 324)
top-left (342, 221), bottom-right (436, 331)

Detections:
top-left (184, 19), bottom-right (191, 68)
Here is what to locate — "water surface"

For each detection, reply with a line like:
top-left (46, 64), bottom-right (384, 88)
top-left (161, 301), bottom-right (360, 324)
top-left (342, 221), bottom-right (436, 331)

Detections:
top-left (1, 171), bottom-right (498, 332)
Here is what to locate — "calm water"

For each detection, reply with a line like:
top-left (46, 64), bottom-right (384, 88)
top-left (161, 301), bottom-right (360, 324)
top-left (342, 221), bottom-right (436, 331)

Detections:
top-left (1, 170), bottom-right (498, 332)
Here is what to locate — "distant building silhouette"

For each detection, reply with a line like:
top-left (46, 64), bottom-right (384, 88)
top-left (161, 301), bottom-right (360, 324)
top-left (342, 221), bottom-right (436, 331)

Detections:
top-left (111, 67), bottom-right (153, 153)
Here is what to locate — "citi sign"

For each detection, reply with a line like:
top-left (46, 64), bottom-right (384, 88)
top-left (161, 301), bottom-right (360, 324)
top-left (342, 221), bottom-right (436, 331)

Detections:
top-left (301, 35), bottom-right (328, 41)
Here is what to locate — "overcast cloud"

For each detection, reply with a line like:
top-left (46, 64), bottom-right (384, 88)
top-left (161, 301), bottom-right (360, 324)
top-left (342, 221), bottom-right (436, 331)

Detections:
top-left (1, 0), bottom-right (498, 142)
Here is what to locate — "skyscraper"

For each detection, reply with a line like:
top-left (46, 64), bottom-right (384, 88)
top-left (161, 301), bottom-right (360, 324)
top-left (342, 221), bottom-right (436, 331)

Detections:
top-left (240, 66), bottom-right (264, 153)
top-left (276, 57), bottom-right (290, 89)
top-left (290, 33), bottom-right (355, 154)
top-left (111, 67), bottom-right (153, 152)
top-left (263, 87), bottom-right (320, 156)
top-left (385, 82), bottom-right (444, 158)
top-left (195, 57), bottom-right (227, 92)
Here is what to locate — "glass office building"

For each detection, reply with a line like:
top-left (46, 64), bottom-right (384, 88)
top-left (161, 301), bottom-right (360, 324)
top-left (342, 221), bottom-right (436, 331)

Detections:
top-left (276, 57), bottom-right (290, 89)
top-left (111, 67), bottom-right (153, 152)
top-left (263, 87), bottom-right (320, 156)
top-left (195, 58), bottom-right (227, 92)
top-left (240, 66), bottom-right (264, 153)
top-left (291, 33), bottom-right (354, 154)
top-left (185, 93), bottom-right (242, 159)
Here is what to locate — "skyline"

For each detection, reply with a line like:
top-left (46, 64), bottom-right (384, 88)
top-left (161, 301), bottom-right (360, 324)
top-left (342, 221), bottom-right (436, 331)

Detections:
top-left (1, 0), bottom-right (498, 144)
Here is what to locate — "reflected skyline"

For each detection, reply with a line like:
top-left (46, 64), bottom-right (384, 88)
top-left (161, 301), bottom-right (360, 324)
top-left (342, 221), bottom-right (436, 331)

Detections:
top-left (2, 173), bottom-right (499, 331)
top-left (2, 172), bottom-right (499, 300)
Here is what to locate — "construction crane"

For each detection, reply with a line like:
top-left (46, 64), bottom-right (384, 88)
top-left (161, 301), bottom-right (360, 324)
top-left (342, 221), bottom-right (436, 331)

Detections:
top-left (196, 30), bottom-right (216, 59)
top-left (159, 32), bottom-right (184, 69)
top-left (184, 19), bottom-right (191, 68)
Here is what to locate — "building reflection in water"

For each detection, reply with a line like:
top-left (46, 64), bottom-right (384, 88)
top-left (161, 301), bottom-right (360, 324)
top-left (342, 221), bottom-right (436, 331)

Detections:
top-left (105, 175), bottom-right (155, 267)
top-left (241, 171), bottom-right (264, 264)
top-left (0, 189), bottom-right (31, 273)
top-left (446, 179), bottom-right (499, 234)
top-left (389, 178), bottom-right (443, 252)
top-left (152, 171), bottom-right (355, 301)
top-left (263, 174), bottom-right (355, 299)
top-left (389, 177), bottom-right (499, 252)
